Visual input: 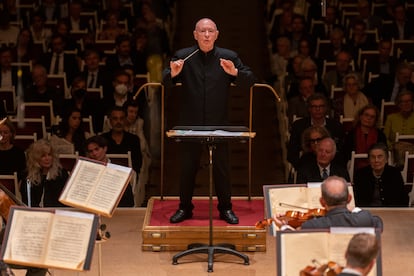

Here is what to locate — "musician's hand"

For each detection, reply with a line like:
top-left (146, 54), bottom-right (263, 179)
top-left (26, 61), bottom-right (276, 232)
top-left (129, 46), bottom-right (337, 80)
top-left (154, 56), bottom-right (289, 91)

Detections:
top-left (220, 58), bottom-right (238, 76)
top-left (272, 213), bottom-right (287, 228)
top-left (170, 59), bottom-right (184, 78)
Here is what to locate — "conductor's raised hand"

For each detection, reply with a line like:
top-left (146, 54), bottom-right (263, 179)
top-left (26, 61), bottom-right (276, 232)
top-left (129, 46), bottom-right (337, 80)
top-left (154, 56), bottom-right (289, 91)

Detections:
top-left (170, 59), bottom-right (184, 78)
top-left (220, 58), bottom-right (238, 76)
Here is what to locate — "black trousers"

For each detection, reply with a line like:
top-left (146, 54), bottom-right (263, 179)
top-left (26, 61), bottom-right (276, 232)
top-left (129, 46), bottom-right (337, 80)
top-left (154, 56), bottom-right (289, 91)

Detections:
top-left (178, 142), bottom-right (232, 212)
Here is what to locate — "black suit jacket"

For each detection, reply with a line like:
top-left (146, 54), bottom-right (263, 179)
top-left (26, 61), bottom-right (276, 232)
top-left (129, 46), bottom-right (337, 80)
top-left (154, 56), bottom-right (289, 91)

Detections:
top-left (39, 52), bottom-right (80, 86)
top-left (353, 164), bottom-right (408, 207)
top-left (287, 117), bottom-right (345, 169)
top-left (383, 20), bottom-right (414, 40)
top-left (296, 161), bottom-right (350, 184)
top-left (301, 207), bottom-right (383, 230)
top-left (81, 69), bottom-right (113, 99)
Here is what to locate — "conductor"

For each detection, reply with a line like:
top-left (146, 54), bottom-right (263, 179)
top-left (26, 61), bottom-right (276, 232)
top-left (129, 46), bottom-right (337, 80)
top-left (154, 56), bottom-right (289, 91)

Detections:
top-left (162, 18), bottom-right (256, 224)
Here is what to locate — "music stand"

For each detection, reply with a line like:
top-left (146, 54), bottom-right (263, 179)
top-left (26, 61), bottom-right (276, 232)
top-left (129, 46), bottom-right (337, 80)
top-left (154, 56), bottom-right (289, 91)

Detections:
top-left (166, 126), bottom-right (255, 272)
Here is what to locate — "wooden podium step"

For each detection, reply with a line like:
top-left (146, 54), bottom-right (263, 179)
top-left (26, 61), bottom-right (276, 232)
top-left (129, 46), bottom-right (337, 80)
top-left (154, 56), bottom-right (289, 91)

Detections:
top-left (142, 197), bottom-right (267, 252)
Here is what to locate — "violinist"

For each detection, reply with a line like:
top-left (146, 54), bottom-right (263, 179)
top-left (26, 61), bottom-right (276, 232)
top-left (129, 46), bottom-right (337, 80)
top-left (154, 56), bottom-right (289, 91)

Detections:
top-left (338, 233), bottom-right (379, 276)
top-left (273, 176), bottom-right (383, 231)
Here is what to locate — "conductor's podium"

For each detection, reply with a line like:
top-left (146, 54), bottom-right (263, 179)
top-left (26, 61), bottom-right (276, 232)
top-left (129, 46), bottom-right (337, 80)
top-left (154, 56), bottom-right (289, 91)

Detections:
top-left (141, 197), bottom-right (267, 252)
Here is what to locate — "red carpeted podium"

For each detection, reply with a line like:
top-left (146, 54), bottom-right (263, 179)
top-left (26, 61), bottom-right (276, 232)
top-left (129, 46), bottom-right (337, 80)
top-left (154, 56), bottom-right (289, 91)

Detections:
top-left (142, 197), bottom-right (267, 252)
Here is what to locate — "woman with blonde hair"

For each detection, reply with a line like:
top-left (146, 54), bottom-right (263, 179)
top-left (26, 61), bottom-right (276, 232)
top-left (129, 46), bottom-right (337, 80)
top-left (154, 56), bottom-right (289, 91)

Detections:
top-left (20, 139), bottom-right (68, 207)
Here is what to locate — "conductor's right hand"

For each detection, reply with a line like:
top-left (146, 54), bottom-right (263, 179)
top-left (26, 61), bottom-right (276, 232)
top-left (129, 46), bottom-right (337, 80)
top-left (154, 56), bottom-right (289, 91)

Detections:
top-left (170, 59), bottom-right (184, 78)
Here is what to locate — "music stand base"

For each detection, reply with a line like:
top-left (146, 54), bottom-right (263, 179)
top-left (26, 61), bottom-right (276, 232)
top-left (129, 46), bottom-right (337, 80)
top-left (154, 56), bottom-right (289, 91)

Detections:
top-left (172, 245), bottom-right (249, 272)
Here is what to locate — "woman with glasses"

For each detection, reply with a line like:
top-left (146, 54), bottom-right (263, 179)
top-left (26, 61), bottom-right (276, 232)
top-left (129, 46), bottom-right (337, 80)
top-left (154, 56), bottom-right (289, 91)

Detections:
top-left (343, 104), bottom-right (386, 169)
top-left (297, 125), bottom-right (330, 169)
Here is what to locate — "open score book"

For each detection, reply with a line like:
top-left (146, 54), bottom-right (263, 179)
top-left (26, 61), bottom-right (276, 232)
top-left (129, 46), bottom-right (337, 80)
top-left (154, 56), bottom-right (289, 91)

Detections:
top-left (59, 157), bottom-right (133, 217)
top-left (1, 206), bottom-right (99, 271)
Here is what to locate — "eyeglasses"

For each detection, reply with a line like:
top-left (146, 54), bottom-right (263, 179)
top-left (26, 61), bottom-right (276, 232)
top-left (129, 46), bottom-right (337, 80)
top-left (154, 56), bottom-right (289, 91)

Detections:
top-left (308, 137), bottom-right (323, 144)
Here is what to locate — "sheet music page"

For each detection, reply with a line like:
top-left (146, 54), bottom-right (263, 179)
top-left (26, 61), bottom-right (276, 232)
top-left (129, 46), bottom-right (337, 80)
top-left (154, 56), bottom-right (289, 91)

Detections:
top-left (3, 209), bottom-right (53, 264)
top-left (85, 163), bottom-right (131, 213)
top-left (280, 232), bottom-right (329, 276)
top-left (45, 210), bottom-right (95, 269)
top-left (306, 184), bottom-right (324, 208)
top-left (268, 187), bottom-right (309, 216)
top-left (60, 159), bottom-right (105, 205)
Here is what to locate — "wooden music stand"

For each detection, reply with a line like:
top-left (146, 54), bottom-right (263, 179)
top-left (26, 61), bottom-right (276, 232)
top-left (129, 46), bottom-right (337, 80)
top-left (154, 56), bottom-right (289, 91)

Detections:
top-left (166, 126), bottom-right (255, 272)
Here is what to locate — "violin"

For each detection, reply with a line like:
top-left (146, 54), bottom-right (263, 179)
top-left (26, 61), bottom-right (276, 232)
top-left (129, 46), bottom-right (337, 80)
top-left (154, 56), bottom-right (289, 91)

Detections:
top-left (255, 208), bottom-right (326, 229)
top-left (300, 260), bottom-right (343, 276)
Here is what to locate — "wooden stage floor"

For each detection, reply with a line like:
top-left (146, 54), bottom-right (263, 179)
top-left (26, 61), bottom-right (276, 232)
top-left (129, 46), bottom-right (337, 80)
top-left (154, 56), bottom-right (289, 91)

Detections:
top-left (12, 208), bottom-right (414, 276)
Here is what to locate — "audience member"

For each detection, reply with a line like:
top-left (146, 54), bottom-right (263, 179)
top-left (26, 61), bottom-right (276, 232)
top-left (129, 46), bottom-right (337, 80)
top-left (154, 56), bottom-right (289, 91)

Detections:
top-left (132, 29), bottom-right (149, 74)
top-left (0, 10), bottom-right (19, 45)
top-left (24, 64), bottom-right (64, 116)
top-left (66, 0), bottom-right (91, 32)
top-left (354, 143), bottom-right (408, 207)
top-left (274, 176), bottom-right (383, 230)
top-left (296, 137), bottom-right (350, 183)
top-left (20, 139), bottom-right (68, 207)
top-left (323, 50), bottom-right (353, 91)
top-left (0, 47), bottom-right (17, 88)
top-left (364, 62), bottom-right (414, 109)
top-left (105, 34), bottom-right (137, 72)
top-left (123, 100), bottom-right (151, 188)
top-left (39, 33), bottom-right (79, 86)
top-left (347, 20), bottom-right (378, 63)
top-left (287, 77), bottom-right (315, 122)
top-left (332, 72), bottom-right (369, 119)
top-left (343, 104), bottom-right (386, 169)
top-left (268, 0), bottom-right (294, 48)
top-left (0, 119), bottom-right (26, 184)
top-left (63, 75), bottom-right (104, 133)
top-left (297, 125), bottom-right (330, 170)
top-left (320, 27), bottom-right (348, 61)
top-left (53, 19), bottom-right (80, 52)
top-left (50, 107), bottom-right (89, 155)
top-left (29, 11), bottom-right (52, 44)
top-left (287, 57), bottom-right (327, 99)
top-left (85, 135), bottom-right (135, 207)
top-left (98, 11), bottom-right (127, 40)
top-left (288, 93), bottom-right (344, 169)
top-left (338, 233), bottom-right (380, 276)
top-left (311, 6), bottom-right (341, 40)
top-left (288, 14), bottom-right (309, 54)
top-left (81, 49), bottom-right (112, 98)
top-left (383, 2), bottom-right (414, 40)
top-left (100, 106), bottom-right (142, 175)
top-left (364, 39), bottom-right (397, 77)
top-left (12, 28), bottom-right (37, 63)
top-left (270, 36), bottom-right (292, 87)
top-left (350, 0), bottom-right (382, 32)
top-left (102, 70), bottom-right (134, 116)
top-left (383, 90), bottom-right (414, 166)
top-left (36, 0), bottom-right (61, 21)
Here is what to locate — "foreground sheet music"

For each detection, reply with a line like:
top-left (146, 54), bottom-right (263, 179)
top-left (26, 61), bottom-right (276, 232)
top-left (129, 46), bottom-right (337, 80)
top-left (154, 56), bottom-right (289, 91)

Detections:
top-left (277, 228), bottom-right (381, 276)
top-left (1, 206), bottom-right (99, 271)
top-left (59, 158), bottom-right (132, 217)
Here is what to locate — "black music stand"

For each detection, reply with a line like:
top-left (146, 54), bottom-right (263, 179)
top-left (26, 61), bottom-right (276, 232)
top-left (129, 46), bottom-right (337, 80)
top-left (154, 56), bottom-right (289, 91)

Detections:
top-left (166, 126), bottom-right (255, 272)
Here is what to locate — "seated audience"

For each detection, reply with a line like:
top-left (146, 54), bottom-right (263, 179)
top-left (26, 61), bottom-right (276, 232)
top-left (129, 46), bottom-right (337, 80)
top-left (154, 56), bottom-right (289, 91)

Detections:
top-left (20, 139), bottom-right (68, 207)
top-left (383, 90), bottom-right (414, 166)
top-left (332, 72), bottom-right (369, 119)
top-left (296, 138), bottom-right (350, 183)
top-left (364, 39), bottom-right (397, 77)
top-left (354, 143), bottom-right (408, 207)
top-left (98, 11), bottom-right (127, 40)
top-left (85, 135), bottom-right (135, 207)
top-left (288, 93), bottom-right (344, 169)
top-left (343, 104), bottom-right (386, 169)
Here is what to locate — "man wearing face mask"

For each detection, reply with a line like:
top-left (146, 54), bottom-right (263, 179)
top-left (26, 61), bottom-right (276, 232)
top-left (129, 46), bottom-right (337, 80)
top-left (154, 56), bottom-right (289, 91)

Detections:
top-left (102, 70), bottom-right (134, 119)
top-left (63, 76), bottom-right (104, 132)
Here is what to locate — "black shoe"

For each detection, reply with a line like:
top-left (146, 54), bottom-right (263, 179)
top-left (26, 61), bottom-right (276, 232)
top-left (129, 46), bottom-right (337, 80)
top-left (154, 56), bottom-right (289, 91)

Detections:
top-left (170, 209), bottom-right (193, 223)
top-left (220, 210), bottom-right (239, 224)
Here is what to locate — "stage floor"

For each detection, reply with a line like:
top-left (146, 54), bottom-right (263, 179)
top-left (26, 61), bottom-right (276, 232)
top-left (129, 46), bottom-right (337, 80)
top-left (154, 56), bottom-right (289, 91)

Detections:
top-left (11, 208), bottom-right (414, 276)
